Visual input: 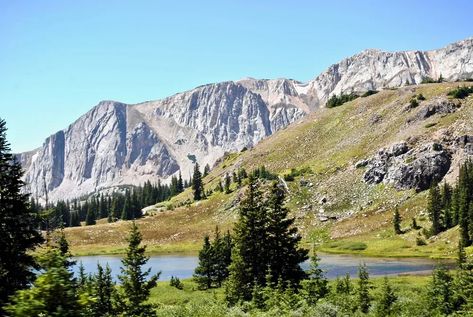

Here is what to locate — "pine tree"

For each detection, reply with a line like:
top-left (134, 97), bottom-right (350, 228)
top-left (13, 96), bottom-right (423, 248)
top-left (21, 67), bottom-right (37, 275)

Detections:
top-left (358, 263), bottom-right (371, 313)
top-left (428, 184), bottom-right (443, 235)
top-left (117, 222), bottom-right (160, 316)
top-left (376, 277), bottom-right (397, 317)
top-left (0, 119), bottom-right (43, 311)
top-left (85, 203), bottom-right (96, 225)
top-left (177, 171), bottom-right (184, 193)
top-left (225, 177), bottom-right (267, 304)
top-left (335, 273), bottom-right (353, 295)
top-left (301, 252), bottom-right (329, 305)
top-left (441, 182), bottom-right (453, 229)
top-left (393, 208), bottom-right (402, 234)
top-left (458, 239), bottom-right (467, 267)
top-left (265, 182), bottom-right (308, 285)
top-left (193, 235), bottom-right (214, 289)
top-left (224, 173), bottom-right (231, 194)
top-left (203, 164), bottom-right (210, 177)
top-left (5, 243), bottom-right (82, 316)
top-left (212, 227), bottom-right (232, 287)
top-left (121, 189), bottom-right (133, 220)
top-left (225, 179), bottom-right (307, 304)
top-left (428, 266), bottom-right (454, 315)
top-left (90, 263), bottom-right (115, 317)
top-left (192, 163), bottom-right (204, 201)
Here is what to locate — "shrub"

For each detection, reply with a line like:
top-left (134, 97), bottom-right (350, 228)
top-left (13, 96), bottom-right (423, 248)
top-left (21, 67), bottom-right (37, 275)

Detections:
top-left (421, 77), bottom-right (436, 84)
top-left (417, 94), bottom-right (426, 101)
top-left (170, 276), bottom-right (184, 290)
top-left (409, 98), bottom-right (419, 108)
top-left (326, 93), bottom-right (359, 108)
top-left (416, 236), bottom-right (427, 246)
top-left (361, 90), bottom-right (378, 97)
top-left (424, 122), bottom-right (437, 128)
top-left (447, 86), bottom-right (473, 99)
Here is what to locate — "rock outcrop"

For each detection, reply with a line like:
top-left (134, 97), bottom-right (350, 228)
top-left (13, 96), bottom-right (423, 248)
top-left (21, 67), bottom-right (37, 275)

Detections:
top-left (363, 142), bottom-right (451, 191)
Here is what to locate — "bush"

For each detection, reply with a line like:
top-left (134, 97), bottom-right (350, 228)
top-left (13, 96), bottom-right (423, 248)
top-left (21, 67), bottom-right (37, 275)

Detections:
top-left (361, 90), bottom-right (378, 97)
top-left (409, 98), bottom-right (419, 108)
top-left (424, 122), bottom-right (437, 128)
top-left (417, 94), bottom-right (426, 101)
top-left (447, 86), bottom-right (473, 99)
top-left (416, 236), bottom-right (427, 246)
top-left (421, 77), bottom-right (436, 84)
top-left (170, 276), bottom-right (184, 290)
top-left (326, 93), bottom-right (359, 108)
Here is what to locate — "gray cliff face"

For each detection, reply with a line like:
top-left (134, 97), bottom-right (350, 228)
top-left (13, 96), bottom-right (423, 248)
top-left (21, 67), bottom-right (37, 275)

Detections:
top-left (17, 38), bottom-right (473, 201)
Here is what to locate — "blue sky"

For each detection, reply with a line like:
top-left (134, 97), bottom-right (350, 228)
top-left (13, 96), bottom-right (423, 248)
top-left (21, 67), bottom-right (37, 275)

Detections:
top-left (1, 0), bottom-right (473, 153)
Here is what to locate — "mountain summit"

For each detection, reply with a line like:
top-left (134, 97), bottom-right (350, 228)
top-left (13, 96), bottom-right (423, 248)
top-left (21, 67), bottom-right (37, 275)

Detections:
top-left (17, 38), bottom-right (473, 201)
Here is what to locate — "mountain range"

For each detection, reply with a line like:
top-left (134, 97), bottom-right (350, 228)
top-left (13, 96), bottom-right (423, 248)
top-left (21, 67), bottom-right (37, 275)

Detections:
top-left (16, 37), bottom-right (473, 202)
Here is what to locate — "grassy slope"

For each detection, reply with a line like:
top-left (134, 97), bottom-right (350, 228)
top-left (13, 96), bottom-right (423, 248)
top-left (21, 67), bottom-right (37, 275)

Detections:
top-left (65, 82), bottom-right (473, 258)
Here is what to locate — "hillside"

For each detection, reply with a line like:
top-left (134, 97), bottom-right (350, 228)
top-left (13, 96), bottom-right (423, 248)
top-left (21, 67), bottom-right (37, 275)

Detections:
top-left (18, 38), bottom-right (473, 203)
top-left (65, 81), bottom-right (473, 258)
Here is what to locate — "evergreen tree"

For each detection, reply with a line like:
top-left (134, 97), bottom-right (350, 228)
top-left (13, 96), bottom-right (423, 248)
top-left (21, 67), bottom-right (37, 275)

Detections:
top-left (5, 244), bottom-right (82, 316)
top-left (265, 182), bottom-right (308, 285)
top-left (224, 173), bottom-right (231, 194)
top-left (441, 182), bottom-right (453, 229)
top-left (85, 203), bottom-right (96, 225)
top-left (0, 118), bottom-right (43, 311)
top-left (357, 263), bottom-right (371, 313)
top-left (90, 264), bottom-right (115, 317)
top-left (192, 163), bottom-right (204, 201)
top-left (193, 235), bottom-right (214, 289)
top-left (177, 171), bottom-right (184, 193)
top-left (121, 189), bottom-right (133, 220)
top-left (212, 227), bottom-right (232, 287)
top-left (335, 273), bottom-right (353, 295)
top-left (203, 164), bottom-right (210, 177)
top-left (427, 184), bottom-right (442, 235)
top-left (428, 266), bottom-right (454, 315)
top-left (393, 208), bottom-right (402, 234)
top-left (116, 222), bottom-right (159, 316)
top-left (301, 252), bottom-right (329, 305)
top-left (225, 177), bottom-right (267, 304)
top-left (69, 210), bottom-right (81, 227)
top-left (225, 178), bottom-right (307, 304)
top-left (458, 239), bottom-right (467, 267)
top-left (376, 277), bottom-right (397, 317)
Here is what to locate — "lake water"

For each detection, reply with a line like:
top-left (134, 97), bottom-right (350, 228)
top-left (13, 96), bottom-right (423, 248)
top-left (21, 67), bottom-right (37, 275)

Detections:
top-left (73, 253), bottom-right (449, 281)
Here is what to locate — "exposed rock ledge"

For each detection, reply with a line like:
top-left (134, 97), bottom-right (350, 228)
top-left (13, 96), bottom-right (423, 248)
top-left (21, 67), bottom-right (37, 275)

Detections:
top-left (361, 141), bottom-right (451, 191)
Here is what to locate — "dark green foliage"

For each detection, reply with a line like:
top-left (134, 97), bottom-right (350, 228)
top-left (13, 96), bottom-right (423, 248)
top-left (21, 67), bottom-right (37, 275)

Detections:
top-left (225, 179), bottom-right (308, 304)
top-left (69, 210), bottom-right (81, 227)
top-left (458, 240), bottom-right (467, 267)
top-left (117, 222), bottom-right (160, 316)
top-left (428, 266), bottom-right (454, 315)
top-left (357, 263), bottom-right (371, 313)
top-left (193, 235), bottom-right (213, 289)
top-left (250, 165), bottom-right (278, 180)
top-left (361, 90), bottom-right (378, 97)
top-left (326, 92), bottom-right (359, 108)
top-left (409, 98), bottom-right (419, 108)
top-left (417, 93), bottom-right (426, 101)
top-left (393, 208), bottom-right (402, 234)
top-left (90, 264), bottom-right (115, 317)
top-left (416, 235), bottom-right (427, 246)
top-left (376, 277), bottom-right (397, 317)
top-left (224, 173), bottom-right (231, 194)
top-left (335, 273), bottom-right (353, 295)
top-left (447, 86), bottom-right (473, 99)
top-left (421, 76), bottom-right (436, 84)
top-left (411, 217), bottom-right (420, 230)
top-left (427, 184), bottom-right (443, 235)
top-left (85, 205), bottom-right (97, 225)
top-left (301, 252), bottom-right (329, 305)
top-left (194, 227), bottom-right (232, 289)
top-left (0, 118), bottom-right (44, 311)
top-left (203, 164), bottom-right (210, 177)
top-left (283, 167), bottom-right (312, 181)
top-left (4, 242), bottom-right (82, 316)
top-left (169, 276), bottom-right (184, 290)
top-left (192, 163), bottom-right (204, 201)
